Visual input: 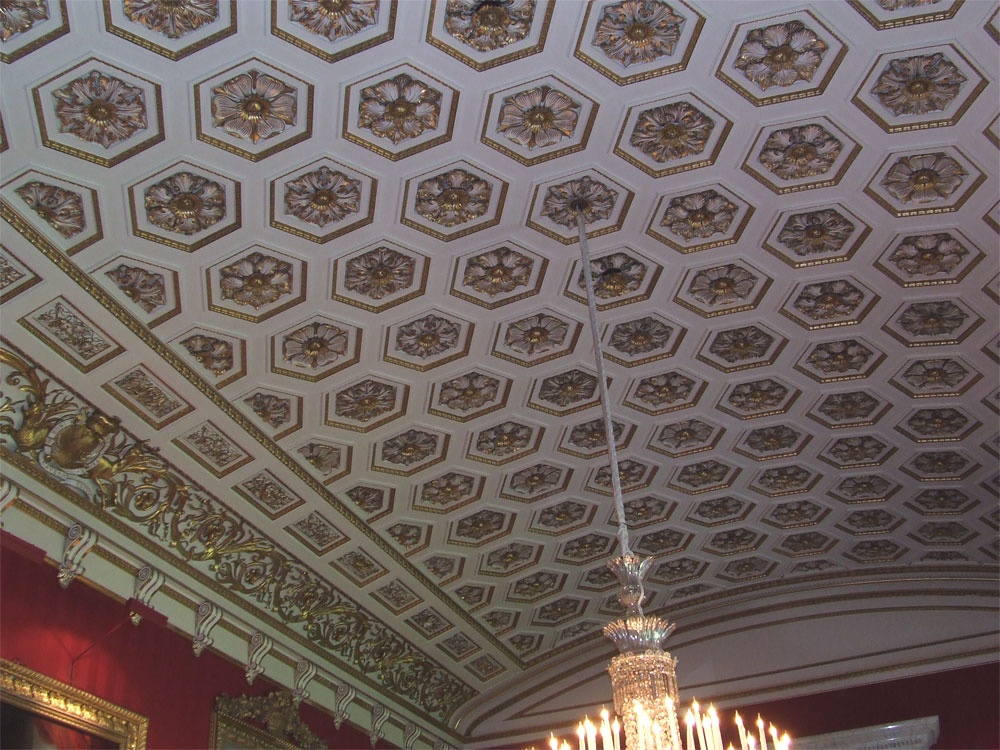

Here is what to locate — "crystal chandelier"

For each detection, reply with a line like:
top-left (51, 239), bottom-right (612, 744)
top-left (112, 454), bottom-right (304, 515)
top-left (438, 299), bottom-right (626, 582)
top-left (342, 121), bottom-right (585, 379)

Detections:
top-left (535, 211), bottom-right (791, 750)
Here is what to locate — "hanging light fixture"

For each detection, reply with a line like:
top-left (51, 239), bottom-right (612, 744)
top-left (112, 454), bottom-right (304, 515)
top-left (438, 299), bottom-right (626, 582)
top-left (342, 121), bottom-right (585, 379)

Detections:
top-left (534, 209), bottom-right (791, 750)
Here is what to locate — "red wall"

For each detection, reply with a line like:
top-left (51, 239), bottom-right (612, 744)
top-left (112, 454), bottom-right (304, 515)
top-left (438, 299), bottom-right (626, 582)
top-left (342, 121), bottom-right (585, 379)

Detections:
top-left (736, 660), bottom-right (1000, 750)
top-left (0, 534), bottom-right (390, 749)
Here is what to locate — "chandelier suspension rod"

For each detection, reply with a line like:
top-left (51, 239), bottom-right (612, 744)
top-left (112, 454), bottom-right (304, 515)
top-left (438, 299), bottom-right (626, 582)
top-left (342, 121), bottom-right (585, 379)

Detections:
top-left (576, 209), bottom-right (633, 564)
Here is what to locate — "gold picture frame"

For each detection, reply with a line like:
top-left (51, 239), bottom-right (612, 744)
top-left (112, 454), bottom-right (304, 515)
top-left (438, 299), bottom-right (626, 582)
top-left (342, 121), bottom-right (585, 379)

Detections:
top-left (0, 658), bottom-right (149, 749)
top-left (209, 691), bottom-right (322, 750)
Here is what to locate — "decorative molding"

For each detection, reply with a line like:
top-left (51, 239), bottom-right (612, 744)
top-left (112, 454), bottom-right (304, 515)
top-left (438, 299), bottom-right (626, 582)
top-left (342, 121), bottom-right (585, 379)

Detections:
top-left (129, 564), bottom-right (165, 625)
top-left (213, 691), bottom-right (323, 749)
top-left (795, 715), bottom-right (940, 750)
top-left (245, 631), bottom-right (274, 685)
top-left (370, 702), bottom-right (389, 748)
top-left (193, 600), bottom-right (223, 657)
top-left (58, 523), bottom-right (97, 589)
top-left (292, 658), bottom-right (317, 704)
top-left (333, 682), bottom-right (356, 730)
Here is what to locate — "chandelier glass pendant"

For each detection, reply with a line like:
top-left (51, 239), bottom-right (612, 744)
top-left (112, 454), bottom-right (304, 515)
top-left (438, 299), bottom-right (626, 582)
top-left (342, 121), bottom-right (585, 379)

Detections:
top-left (536, 210), bottom-right (791, 750)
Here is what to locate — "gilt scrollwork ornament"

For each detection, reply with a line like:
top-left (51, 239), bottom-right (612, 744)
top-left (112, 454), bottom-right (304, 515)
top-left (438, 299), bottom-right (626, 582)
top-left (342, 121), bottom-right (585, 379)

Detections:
top-left (0, 343), bottom-right (474, 719)
top-left (59, 523), bottom-right (97, 589)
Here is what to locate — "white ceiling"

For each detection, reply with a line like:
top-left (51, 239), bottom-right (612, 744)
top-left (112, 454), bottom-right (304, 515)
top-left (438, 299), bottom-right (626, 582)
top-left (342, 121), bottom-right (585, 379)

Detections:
top-left (0, 0), bottom-right (997, 747)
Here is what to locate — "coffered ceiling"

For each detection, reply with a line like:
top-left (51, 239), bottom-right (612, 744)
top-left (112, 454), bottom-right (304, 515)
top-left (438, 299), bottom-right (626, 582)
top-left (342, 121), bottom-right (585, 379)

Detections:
top-left (0, 1), bottom-right (997, 747)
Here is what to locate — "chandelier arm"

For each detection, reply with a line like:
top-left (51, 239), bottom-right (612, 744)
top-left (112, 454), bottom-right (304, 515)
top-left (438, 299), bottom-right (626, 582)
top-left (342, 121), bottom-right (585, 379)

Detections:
top-left (576, 209), bottom-right (632, 561)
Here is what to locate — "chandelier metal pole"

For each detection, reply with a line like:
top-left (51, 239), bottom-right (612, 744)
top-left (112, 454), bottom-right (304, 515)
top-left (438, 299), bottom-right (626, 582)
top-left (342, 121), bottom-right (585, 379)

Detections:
top-left (536, 210), bottom-right (790, 750)
top-left (576, 209), bottom-right (632, 563)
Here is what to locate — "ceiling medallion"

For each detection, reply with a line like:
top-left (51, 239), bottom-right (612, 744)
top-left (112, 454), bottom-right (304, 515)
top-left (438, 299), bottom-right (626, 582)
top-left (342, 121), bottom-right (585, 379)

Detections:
top-left (529, 170), bottom-right (634, 244)
top-left (615, 93), bottom-right (731, 177)
top-left (592, 0), bottom-right (685, 66)
top-left (174, 328), bottom-right (244, 385)
top-left (289, 0), bottom-right (377, 41)
top-left (129, 162), bottom-right (239, 251)
top-left (795, 337), bottom-right (885, 383)
top-left (604, 313), bottom-right (684, 368)
top-left (428, 0), bottom-right (553, 71)
top-left (146, 171), bottom-right (226, 236)
top-left (623, 370), bottom-right (704, 415)
top-left (344, 63), bottom-right (458, 160)
top-left (758, 123), bottom-right (842, 181)
top-left (52, 69), bottom-right (147, 149)
top-left (283, 322), bottom-right (348, 369)
top-left (358, 72), bottom-right (441, 143)
top-left (675, 260), bottom-right (770, 318)
top-left (762, 202), bottom-right (872, 269)
top-left (97, 257), bottom-right (179, 328)
top-left (346, 246), bottom-right (413, 298)
top-left (105, 0), bottom-right (235, 60)
top-left (270, 316), bottom-right (360, 382)
top-left (847, 0), bottom-right (964, 30)
top-left (530, 368), bottom-right (599, 414)
top-left (544, 176), bottom-right (616, 227)
top-left (733, 19), bottom-right (827, 91)
top-left (781, 277), bottom-right (877, 330)
top-left (451, 244), bottom-right (543, 308)
top-left (212, 69), bottom-right (296, 144)
top-left (631, 101), bottom-right (711, 163)
top-left (744, 117), bottom-right (859, 194)
top-left (271, 157), bottom-right (376, 242)
top-left (272, 0), bottom-right (395, 63)
top-left (195, 59), bottom-right (312, 161)
top-left (497, 84), bottom-right (579, 149)
top-left (431, 369), bottom-right (510, 421)
top-left (402, 162), bottom-right (505, 240)
top-left (416, 168), bottom-right (491, 226)
top-left (853, 44), bottom-right (986, 133)
top-left (876, 230), bottom-right (983, 287)
top-left (331, 241), bottom-right (428, 313)
top-left (872, 53), bottom-right (965, 116)
top-left (881, 153), bottom-right (965, 204)
top-left (32, 58), bottom-right (164, 166)
top-left (563, 248), bottom-right (662, 311)
top-left (286, 166), bottom-right (360, 226)
top-left (717, 10), bottom-right (845, 105)
top-left (647, 183), bottom-right (752, 253)
top-left (0, 0), bottom-right (68, 63)
top-left (867, 146), bottom-right (984, 217)
top-left (444, 0), bottom-right (536, 52)
top-left (2, 169), bottom-right (103, 255)
top-left (661, 188), bottom-right (736, 241)
top-left (326, 374), bottom-right (408, 433)
top-left (242, 389), bottom-right (295, 431)
top-left (206, 246), bottom-right (306, 323)
top-left (14, 180), bottom-right (85, 239)
top-left (122, 0), bottom-right (219, 38)
top-left (1, 0), bottom-right (49, 41)
top-left (384, 309), bottom-right (473, 371)
top-left (219, 251), bottom-right (292, 309)
top-left (574, 0), bottom-right (703, 85)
